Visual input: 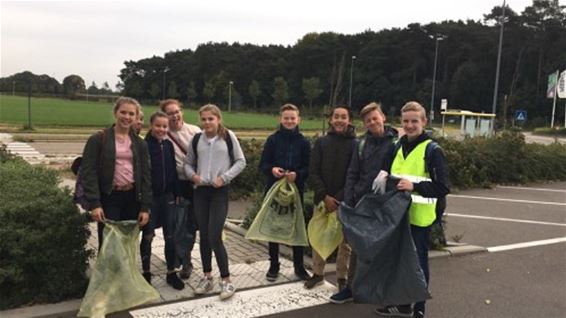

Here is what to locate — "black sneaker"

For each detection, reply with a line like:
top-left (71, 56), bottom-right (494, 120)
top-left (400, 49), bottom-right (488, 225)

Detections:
top-left (179, 263), bottom-right (193, 280)
top-left (266, 263), bottom-right (280, 282)
top-left (329, 287), bottom-right (353, 304)
top-left (294, 267), bottom-right (311, 281)
top-left (304, 274), bottom-right (324, 289)
top-left (166, 272), bottom-right (185, 290)
top-left (337, 278), bottom-right (347, 291)
top-left (142, 272), bottom-right (152, 284)
top-left (413, 311), bottom-right (424, 318)
top-left (374, 305), bottom-right (413, 317)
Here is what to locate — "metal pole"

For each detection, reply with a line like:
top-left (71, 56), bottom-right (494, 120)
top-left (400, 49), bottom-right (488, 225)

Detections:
top-left (491, 0), bottom-right (506, 133)
top-left (228, 81), bottom-right (233, 112)
top-left (348, 56), bottom-right (356, 108)
top-left (430, 38), bottom-right (440, 128)
top-left (12, 81), bottom-right (15, 96)
top-left (551, 70), bottom-right (558, 128)
top-left (162, 68), bottom-right (169, 100)
top-left (27, 82), bottom-right (32, 129)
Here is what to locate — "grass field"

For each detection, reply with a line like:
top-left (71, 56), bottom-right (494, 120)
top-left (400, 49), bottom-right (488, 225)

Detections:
top-left (0, 95), bottom-right (327, 130)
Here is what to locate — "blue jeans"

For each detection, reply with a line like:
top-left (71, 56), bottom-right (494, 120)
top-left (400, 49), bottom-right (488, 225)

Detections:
top-left (411, 224), bottom-right (431, 314)
top-left (140, 192), bottom-right (176, 272)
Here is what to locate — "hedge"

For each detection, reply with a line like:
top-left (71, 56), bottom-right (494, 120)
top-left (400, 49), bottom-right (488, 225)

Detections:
top-left (0, 146), bottom-right (91, 310)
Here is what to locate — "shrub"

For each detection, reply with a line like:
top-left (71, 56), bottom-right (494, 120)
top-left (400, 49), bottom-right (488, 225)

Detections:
top-left (0, 158), bottom-right (92, 309)
top-left (230, 138), bottom-right (266, 199)
top-left (533, 127), bottom-right (566, 137)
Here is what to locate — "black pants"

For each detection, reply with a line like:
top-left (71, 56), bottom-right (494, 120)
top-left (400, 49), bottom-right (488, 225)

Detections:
top-left (97, 189), bottom-right (140, 248)
top-left (178, 180), bottom-right (197, 268)
top-left (193, 186), bottom-right (230, 278)
top-left (268, 243), bottom-right (304, 270)
top-left (140, 192), bottom-right (176, 272)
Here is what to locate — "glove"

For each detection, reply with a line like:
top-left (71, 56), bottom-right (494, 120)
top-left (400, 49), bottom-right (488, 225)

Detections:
top-left (371, 170), bottom-right (389, 194)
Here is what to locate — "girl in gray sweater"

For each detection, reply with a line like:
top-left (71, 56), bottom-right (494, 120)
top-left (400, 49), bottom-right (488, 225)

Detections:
top-left (184, 104), bottom-right (246, 300)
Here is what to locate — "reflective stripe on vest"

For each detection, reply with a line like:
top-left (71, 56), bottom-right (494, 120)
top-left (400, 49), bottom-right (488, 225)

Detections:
top-left (391, 139), bottom-right (436, 227)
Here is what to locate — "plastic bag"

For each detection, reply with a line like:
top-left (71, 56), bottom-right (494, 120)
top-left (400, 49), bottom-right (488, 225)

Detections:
top-left (171, 200), bottom-right (194, 260)
top-left (78, 220), bottom-right (160, 317)
top-left (307, 202), bottom-right (343, 260)
top-left (245, 179), bottom-right (308, 246)
top-left (338, 187), bottom-right (429, 306)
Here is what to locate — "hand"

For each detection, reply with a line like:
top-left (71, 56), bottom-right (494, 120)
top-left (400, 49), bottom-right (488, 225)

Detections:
top-left (371, 170), bottom-right (389, 194)
top-left (323, 195), bottom-right (339, 212)
top-left (91, 207), bottom-right (105, 223)
top-left (272, 167), bottom-right (285, 178)
top-left (397, 178), bottom-right (414, 191)
top-left (138, 211), bottom-right (150, 227)
top-left (192, 174), bottom-right (201, 185)
top-left (213, 176), bottom-right (225, 188)
top-left (285, 171), bottom-right (297, 183)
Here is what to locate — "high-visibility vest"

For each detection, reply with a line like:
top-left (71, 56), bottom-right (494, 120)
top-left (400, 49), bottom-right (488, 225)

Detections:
top-left (391, 139), bottom-right (437, 227)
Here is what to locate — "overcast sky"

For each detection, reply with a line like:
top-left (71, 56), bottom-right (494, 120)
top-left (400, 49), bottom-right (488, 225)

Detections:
top-left (1, 0), bottom-right (533, 88)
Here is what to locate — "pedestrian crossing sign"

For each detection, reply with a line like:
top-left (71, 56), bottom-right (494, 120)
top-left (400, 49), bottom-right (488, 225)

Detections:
top-left (515, 110), bottom-right (527, 122)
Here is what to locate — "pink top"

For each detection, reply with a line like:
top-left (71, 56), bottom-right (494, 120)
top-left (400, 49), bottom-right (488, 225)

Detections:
top-left (113, 135), bottom-right (134, 186)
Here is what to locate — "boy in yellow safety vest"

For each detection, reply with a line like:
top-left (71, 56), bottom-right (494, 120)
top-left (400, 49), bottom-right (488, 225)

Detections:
top-left (375, 101), bottom-right (450, 318)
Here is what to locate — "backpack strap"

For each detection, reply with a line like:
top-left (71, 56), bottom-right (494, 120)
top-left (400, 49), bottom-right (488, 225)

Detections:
top-left (424, 140), bottom-right (440, 174)
top-left (357, 135), bottom-right (367, 158)
top-left (224, 132), bottom-right (235, 166)
top-left (168, 132), bottom-right (187, 155)
top-left (191, 133), bottom-right (202, 169)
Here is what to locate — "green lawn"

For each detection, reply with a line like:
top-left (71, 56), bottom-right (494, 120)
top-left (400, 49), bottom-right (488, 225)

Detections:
top-left (0, 95), bottom-right (326, 130)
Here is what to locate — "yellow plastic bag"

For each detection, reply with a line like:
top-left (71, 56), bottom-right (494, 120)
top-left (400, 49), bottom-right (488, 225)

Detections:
top-left (78, 220), bottom-right (160, 317)
top-left (245, 179), bottom-right (308, 246)
top-left (307, 202), bottom-right (343, 260)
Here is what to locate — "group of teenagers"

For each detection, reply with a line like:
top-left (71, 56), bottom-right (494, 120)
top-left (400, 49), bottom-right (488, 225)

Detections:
top-left (80, 95), bottom-right (449, 318)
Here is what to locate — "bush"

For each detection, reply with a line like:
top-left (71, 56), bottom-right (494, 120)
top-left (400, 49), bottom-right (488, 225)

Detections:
top-left (230, 138), bottom-right (266, 199)
top-left (533, 127), bottom-right (566, 137)
top-left (0, 157), bottom-right (91, 309)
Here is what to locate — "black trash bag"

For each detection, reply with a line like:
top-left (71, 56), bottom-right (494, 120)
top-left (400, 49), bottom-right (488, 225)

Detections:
top-left (338, 182), bottom-right (430, 306)
top-left (171, 199), bottom-right (194, 260)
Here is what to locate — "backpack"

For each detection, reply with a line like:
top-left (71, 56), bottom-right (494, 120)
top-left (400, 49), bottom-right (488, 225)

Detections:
top-left (72, 130), bottom-right (106, 211)
top-left (191, 132), bottom-right (235, 169)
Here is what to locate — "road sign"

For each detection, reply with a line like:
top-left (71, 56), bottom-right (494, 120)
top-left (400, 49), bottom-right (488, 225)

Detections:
top-left (441, 99), bottom-right (448, 111)
top-left (515, 110), bottom-right (527, 122)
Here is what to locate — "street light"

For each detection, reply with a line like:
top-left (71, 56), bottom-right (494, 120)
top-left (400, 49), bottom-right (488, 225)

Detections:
top-left (429, 35), bottom-right (446, 128)
top-left (162, 67), bottom-right (170, 100)
top-left (491, 0), bottom-right (506, 133)
top-left (348, 55), bottom-right (356, 108)
top-left (228, 81), bottom-right (233, 112)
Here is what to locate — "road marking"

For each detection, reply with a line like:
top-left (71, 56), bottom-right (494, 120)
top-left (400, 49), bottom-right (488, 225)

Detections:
top-left (487, 237), bottom-right (566, 252)
top-left (130, 281), bottom-right (336, 318)
top-left (497, 185), bottom-right (566, 193)
top-left (446, 213), bottom-right (566, 227)
top-left (448, 194), bottom-right (566, 206)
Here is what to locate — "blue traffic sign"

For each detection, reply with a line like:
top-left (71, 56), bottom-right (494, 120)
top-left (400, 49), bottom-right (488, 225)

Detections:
top-left (515, 110), bottom-right (527, 121)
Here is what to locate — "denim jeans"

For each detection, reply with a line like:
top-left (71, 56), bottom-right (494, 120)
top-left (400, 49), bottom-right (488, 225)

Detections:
top-left (140, 192), bottom-right (176, 271)
top-left (178, 181), bottom-right (197, 268)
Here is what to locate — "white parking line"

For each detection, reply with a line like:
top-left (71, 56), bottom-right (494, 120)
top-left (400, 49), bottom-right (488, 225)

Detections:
top-left (497, 185), bottom-right (566, 193)
top-left (446, 213), bottom-right (566, 227)
top-left (487, 237), bottom-right (566, 252)
top-left (448, 194), bottom-right (566, 206)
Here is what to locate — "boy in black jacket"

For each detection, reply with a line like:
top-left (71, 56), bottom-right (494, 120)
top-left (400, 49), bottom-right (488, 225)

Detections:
top-left (259, 104), bottom-right (311, 281)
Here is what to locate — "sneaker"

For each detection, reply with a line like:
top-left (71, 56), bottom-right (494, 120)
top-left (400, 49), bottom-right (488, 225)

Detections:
top-left (294, 267), bottom-right (311, 281)
top-left (194, 277), bottom-right (213, 295)
top-left (329, 287), bottom-right (353, 304)
top-left (374, 305), bottom-right (413, 317)
top-left (337, 278), bottom-right (347, 291)
top-left (142, 272), bottom-right (152, 284)
top-left (266, 263), bottom-right (280, 282)
top-left (219, 281), bottom-right (236, 300)
top-left (179, 264), bottom-right (193, 280)
top-left (304, 274), bottom-right (324, 289)
top-left (413, 311), bottom-right (424, 318)
top-left (166, 272), bottom-right (185, 290)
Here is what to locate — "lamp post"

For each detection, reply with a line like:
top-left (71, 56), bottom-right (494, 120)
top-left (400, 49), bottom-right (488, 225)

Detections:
top-left (491, 0), bottom-right (506, 133)
top-left (12, 81), bottom-right (15, 96)
top-left (228, 81), bottom-right (233, 112)
top-left (162, 67), bottom-right (170, 100)
top-left (429, 35), bottom-right (445, 128)
top-left (348, 55), bottom-right (356, 108)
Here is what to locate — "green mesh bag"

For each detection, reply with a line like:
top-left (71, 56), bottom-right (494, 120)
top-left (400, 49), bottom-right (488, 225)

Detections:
top-left (78, 220), bottom-right (160, 317)
top-left (245, 179), bottom-right (308, 246)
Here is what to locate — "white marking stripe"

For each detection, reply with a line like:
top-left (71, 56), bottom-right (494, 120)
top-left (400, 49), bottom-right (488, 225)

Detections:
top-left (130, 281), bottom-right (335, 317)
top-left (448, 194), bottom-right (566, 206)
top-left (446, 213), bottom-right (566, 227)
top-left (497, 185), bottom-right (566, 193)
top-left (487, 237), bottom-right (566, 252)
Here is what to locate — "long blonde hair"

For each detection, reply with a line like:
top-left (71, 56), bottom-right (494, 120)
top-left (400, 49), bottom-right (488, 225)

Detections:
top-left (199, 104), bottom-right (227, 139)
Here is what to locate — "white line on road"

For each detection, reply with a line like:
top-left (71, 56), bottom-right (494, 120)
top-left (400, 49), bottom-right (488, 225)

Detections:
top-left (497, 185), bottom-right (566, 193)
top-left (448, 194), bottom-right (566, 206)
top-left (487, 237), bottom-right (566, 252)
top-left (446, 213), bottom-right (566, 227)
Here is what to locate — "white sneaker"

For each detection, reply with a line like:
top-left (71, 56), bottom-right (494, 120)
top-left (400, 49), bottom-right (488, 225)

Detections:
top-left (194, 277), bottom-right (213, 295)
top-left (219, 281), bottom-right (236, 300)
